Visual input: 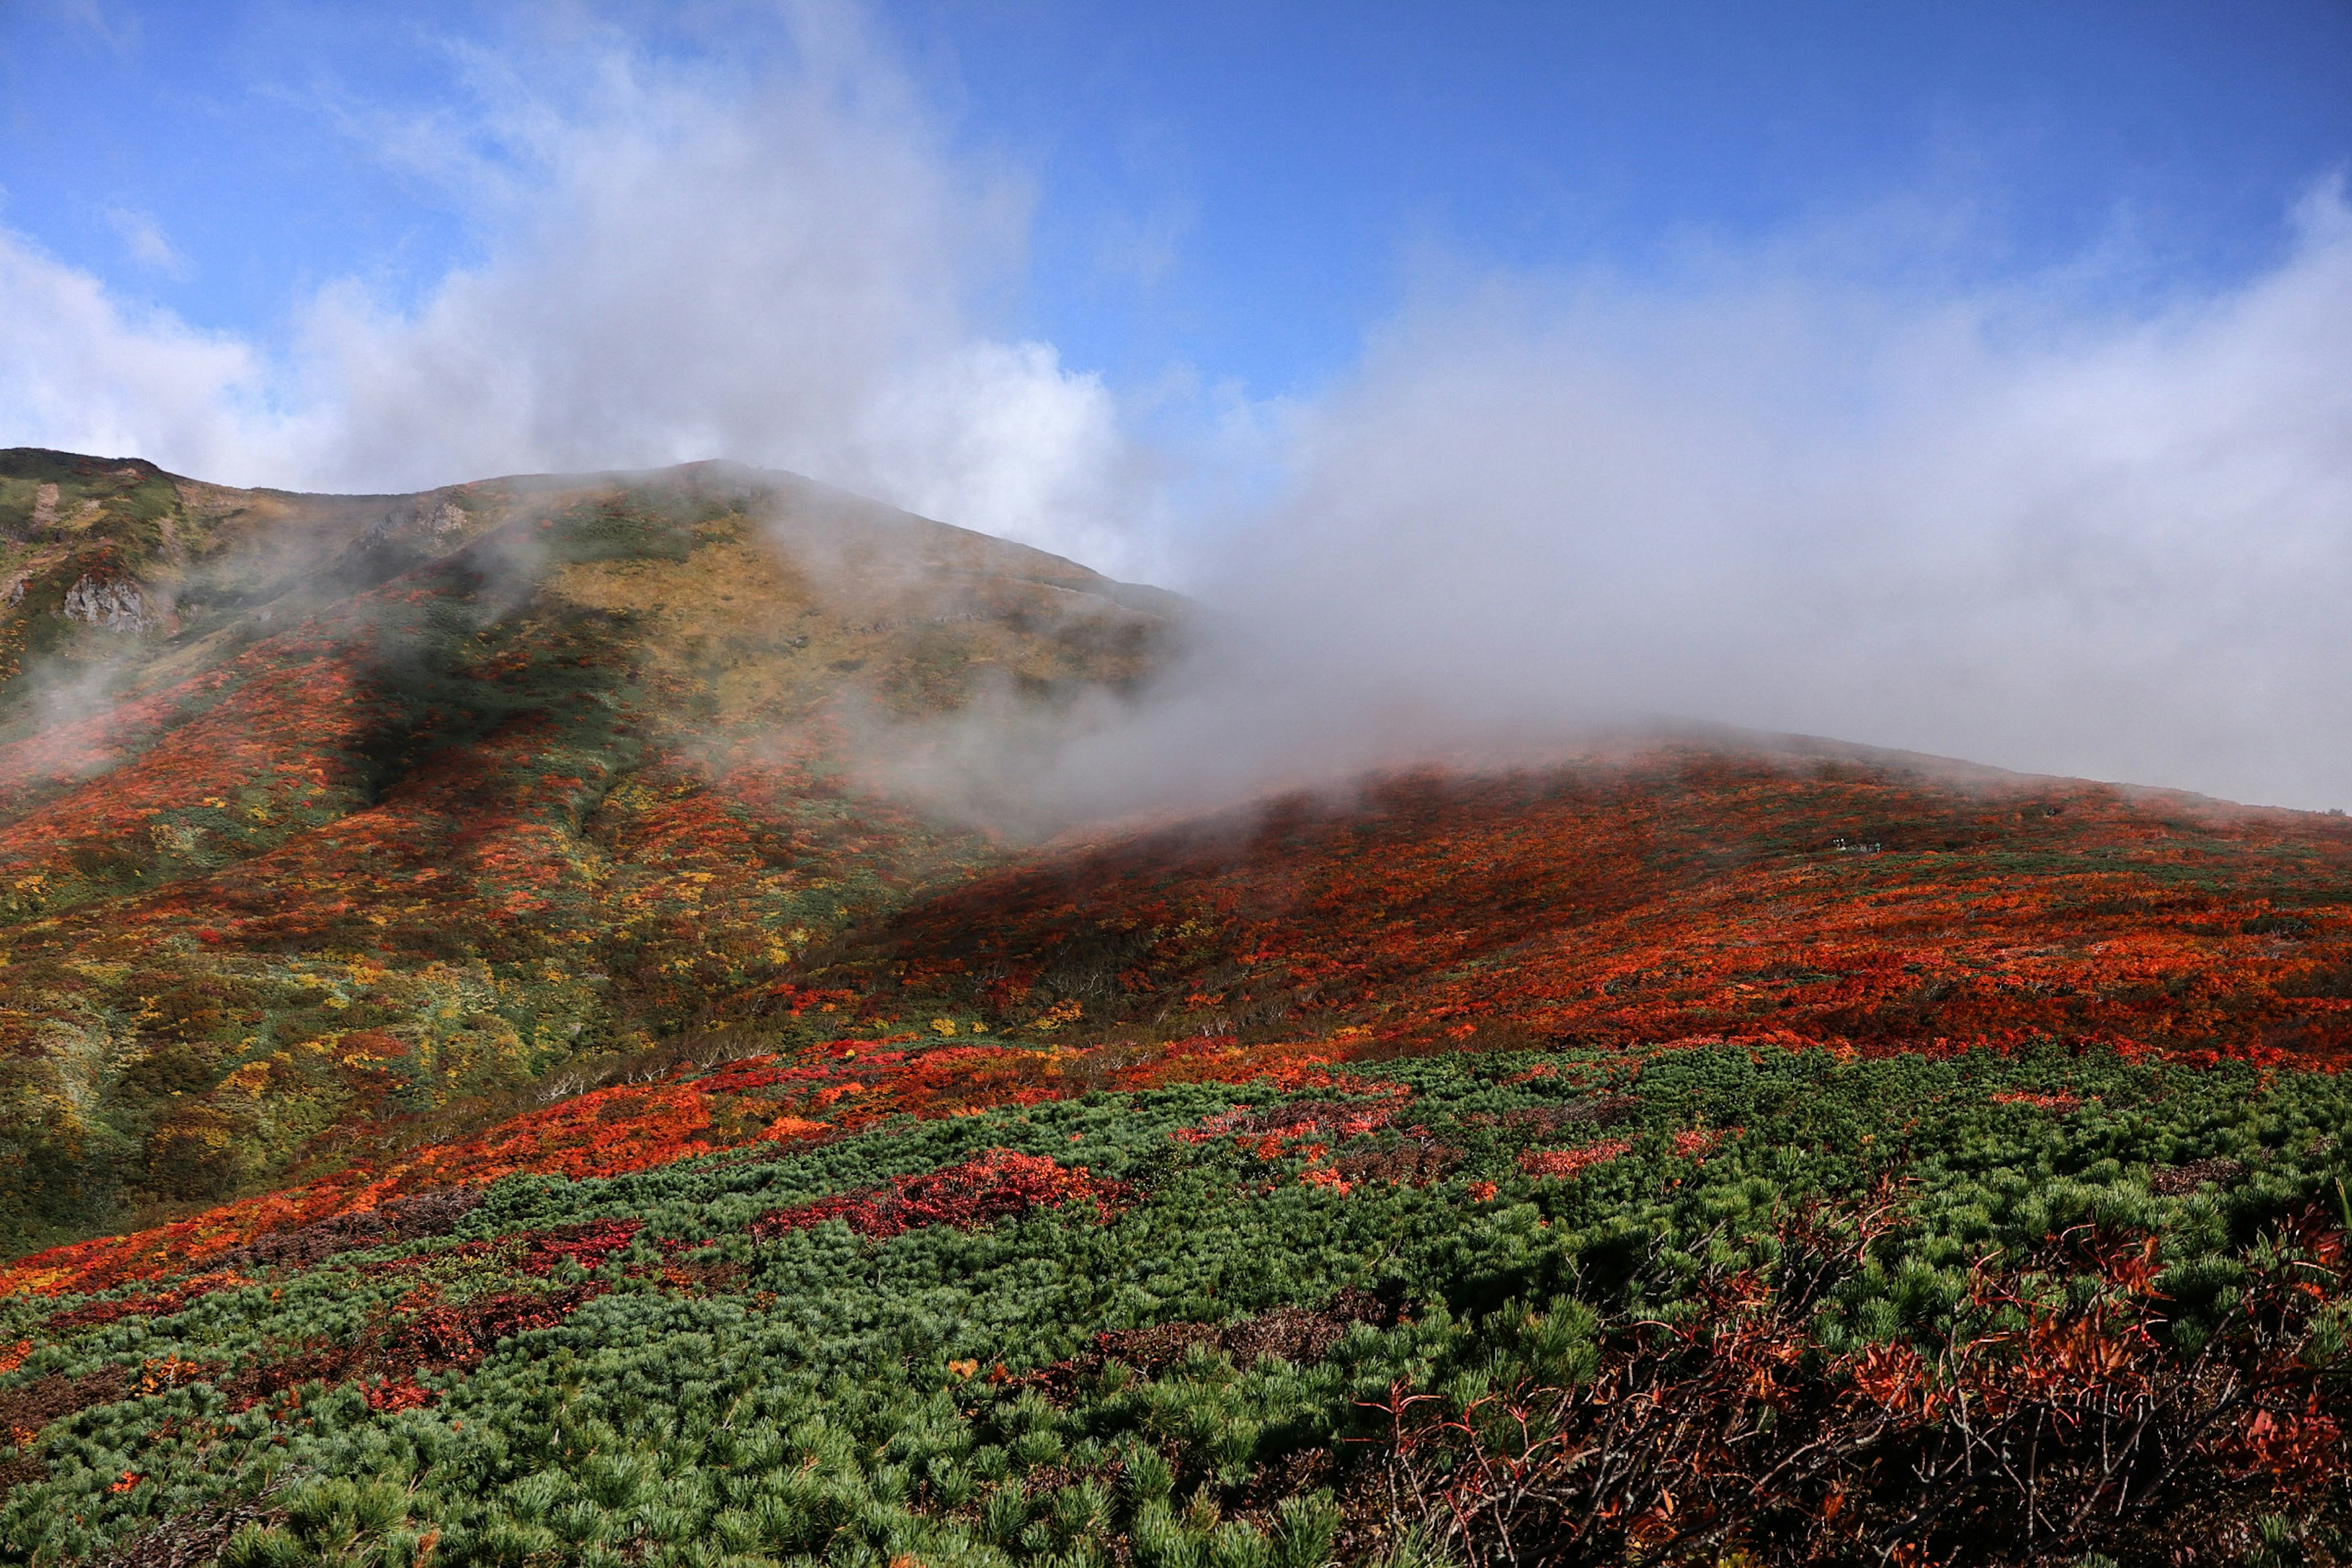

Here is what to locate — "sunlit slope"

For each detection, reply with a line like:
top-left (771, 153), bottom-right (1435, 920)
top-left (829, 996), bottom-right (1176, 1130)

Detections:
top-left (0, 451), bottom-right (1175, 1247)
top-left (5, 684), bottom-right (2351, 1563)
top-left (3, 1023), bottom-right (2348, 1566)
top-left (3, 462), bottom-right (2350, 1564)
top-left (22, 736), bottom-right (2347, 1292)
top-left (792, 745), bottom-right (2352, 1066)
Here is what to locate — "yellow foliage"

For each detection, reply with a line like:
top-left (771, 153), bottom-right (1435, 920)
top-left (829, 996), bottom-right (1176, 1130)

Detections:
top-left (219, 1063), bottom-right (272, 1096)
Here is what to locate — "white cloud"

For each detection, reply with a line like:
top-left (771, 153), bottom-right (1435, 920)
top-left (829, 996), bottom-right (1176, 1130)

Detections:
top-left (2, 5), bottom-right (2347, 812)
top-left (102, 207), bottom-right (187, 277)
top-left (0, 4), bottom-right (1157, 576)
top-left (1042, 183), bottom-right (2352, 813)
top-left (846, 339), bottom-right (1145, 574)
top-left (0, 231), bottom-right (257, 466)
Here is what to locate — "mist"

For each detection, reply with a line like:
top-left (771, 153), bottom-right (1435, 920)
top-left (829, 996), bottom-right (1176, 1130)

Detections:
top-left (983, 187), bottom-right (2352, 821)
top-left (5, 8), bottom-right (2351, 814)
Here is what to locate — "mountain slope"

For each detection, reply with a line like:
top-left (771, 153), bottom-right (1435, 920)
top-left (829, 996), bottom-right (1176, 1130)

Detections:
top-left (2, 1007), bottom-right (2347, 1567)
top-left (2, 453), bottom-right (2351, 1565)
top-left (0, 451), bottom-right (1176, 1247)
top-left (792, 744), bottom-right (2352, 1066)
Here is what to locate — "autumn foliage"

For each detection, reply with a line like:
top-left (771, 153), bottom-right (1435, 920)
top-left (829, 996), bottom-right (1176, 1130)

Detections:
top-left (0, 454), bottom-right (1165, 1246)
top-left (1365, 1200), bottom-right (2351, 1565)
top-left (811, 755), bottom-right (2352, 1071)
top-left (748, 1150), bottom-right (1129, 1240)
top-left (3, 451), bottom-right (2351, 1564)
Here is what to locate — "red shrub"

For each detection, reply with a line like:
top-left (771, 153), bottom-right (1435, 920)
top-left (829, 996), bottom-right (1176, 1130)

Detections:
top-left (1992, 1089), bottom-right (2084, 1112)
top-left (1363, 1201), bottom-right (2351, 1566)
top-left (750, 1150), bottom-right (1130, 1241)
top-left (1672, 1128), bottom-right (1727, 1159)
top-left (1518, 1140), bottom-right (1634, 1179)
top-left (362, 1379), bottom-right (435, 1412)
top-left (223, 1283), bottom-right (606, 1413)
top-left (516, 1219), bottom-right (643, 1276)
top-left (40, 1275), bottom-right (236, 1333)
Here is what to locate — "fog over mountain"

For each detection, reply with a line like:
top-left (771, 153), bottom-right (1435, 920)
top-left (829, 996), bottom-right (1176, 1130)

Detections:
top-left (1049, 189), bottom-right (2352, 817)
top-left (4, 8), bottom-right (2348, 812)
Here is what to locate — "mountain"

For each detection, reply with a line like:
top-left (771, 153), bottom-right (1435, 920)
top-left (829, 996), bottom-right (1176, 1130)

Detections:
top-left (2, 452), bottom-right (2350, 1566)
top-left (0, 449), bottom-right (1177, 1248)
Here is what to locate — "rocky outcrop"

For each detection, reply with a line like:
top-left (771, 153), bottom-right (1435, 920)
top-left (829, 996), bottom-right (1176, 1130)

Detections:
top-left (361, 497), bottom-right (469, 551)
top-left (61, 573), bottom-right (156, 633)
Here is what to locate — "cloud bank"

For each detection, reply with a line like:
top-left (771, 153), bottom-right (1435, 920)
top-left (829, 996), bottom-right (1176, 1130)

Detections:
top-left (1017, 187), bottom-right (2352, 817)
top-left (2, 7), bottom-right (2348, 811)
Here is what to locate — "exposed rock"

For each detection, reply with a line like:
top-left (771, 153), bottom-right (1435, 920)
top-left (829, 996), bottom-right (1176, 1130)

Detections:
top-left (29, 482), bottom-right (58, 532)
top-left (62, 573), bottom-right (156, 633)
top-left (361, 496), bottom-right (470, 551)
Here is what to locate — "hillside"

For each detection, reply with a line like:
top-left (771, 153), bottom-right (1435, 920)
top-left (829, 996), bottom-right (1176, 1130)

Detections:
top-left (0, 450), bottom-right (1176, 1249)
top-left (1, 453), bottom-right (2350, 1566)
top-left (804, 745), bottom-right (2352, 1065)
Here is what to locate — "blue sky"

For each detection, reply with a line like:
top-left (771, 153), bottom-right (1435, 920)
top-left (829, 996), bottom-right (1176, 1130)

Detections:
top-left (3, 1), bottom-right (2351, 809)
top-left (5, 1), bottom-right (2349, 398)
top-left (918, 0), bottom-right (2352, 390)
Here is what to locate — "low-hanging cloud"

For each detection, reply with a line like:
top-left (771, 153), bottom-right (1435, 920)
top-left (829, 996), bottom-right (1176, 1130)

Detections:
top-left (1005, 186), bottom-right (2352, 818)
